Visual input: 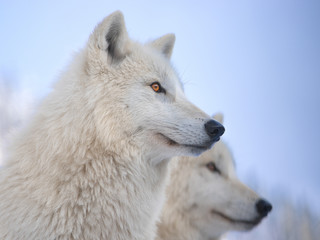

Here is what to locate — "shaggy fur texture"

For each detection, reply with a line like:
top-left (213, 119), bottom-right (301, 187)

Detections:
top-left (0, 12), bottom-right (223, 240)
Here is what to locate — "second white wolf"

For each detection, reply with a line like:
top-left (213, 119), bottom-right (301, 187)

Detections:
top-left (157, 114), bottom-right (272, 240)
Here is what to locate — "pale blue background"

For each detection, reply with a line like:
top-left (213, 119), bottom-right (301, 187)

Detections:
top-left (1, 0), bottom-right (319, 214)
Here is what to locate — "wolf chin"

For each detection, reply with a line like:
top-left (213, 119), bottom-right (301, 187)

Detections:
top-left (0, 11), bottom-right (224, 240)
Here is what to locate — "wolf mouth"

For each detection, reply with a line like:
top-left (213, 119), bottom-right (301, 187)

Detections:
top-left (210, 209), bottom-right (261, 226)
top-left (157, 133), bottom-right (214, 150)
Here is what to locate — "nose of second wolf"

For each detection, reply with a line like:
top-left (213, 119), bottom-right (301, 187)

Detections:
top-left (204, 119), bottom-right (225, 140)
top-left (256, 199), bottom-right (272, 217)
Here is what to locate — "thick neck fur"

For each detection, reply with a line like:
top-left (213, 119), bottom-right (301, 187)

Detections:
top-left (0, 50), bottom-right (170, 240)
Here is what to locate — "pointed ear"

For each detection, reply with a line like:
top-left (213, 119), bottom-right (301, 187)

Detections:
top-left (150, 34), bottom-right (175, 59)
top-left (213, 113), bottom-right (224, 124)
top-left (89, 11), bottom-right (129, 63)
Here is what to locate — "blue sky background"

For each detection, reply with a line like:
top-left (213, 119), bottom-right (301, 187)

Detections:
top-left (1, 0), bottom-right (319, 214)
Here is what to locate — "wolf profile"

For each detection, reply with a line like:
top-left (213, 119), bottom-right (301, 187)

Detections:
top-left (0, 11), bottom-right (224, 240)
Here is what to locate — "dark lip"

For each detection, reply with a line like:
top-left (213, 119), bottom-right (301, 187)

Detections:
top-left (210, 209), bottom-right (262, 226)
top-left (158, 133), bottom-right (218, 150)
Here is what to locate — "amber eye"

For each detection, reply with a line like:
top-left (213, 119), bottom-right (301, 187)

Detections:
top-left (150, 82), bottom-right (162, 93)
top-left (206, 162), bottom-right (221, 174)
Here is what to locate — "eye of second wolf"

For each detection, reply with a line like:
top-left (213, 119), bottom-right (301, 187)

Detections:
top-left (206, 162), bottom-right (221, 174)
top-left (150, 82), bottom-right (164, 93)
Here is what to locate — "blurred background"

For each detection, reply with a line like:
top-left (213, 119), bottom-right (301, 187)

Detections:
top-left (1, 0), bottom-right (319, 239)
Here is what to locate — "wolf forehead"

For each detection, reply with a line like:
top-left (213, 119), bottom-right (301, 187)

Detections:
top-left (127, 51), bottom-right (179, 80)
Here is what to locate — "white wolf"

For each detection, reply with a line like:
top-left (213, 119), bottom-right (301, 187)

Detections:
top-left (0, 11), bottom-right (224, 240)
top-left (157, 114), bottom-right (271, 240)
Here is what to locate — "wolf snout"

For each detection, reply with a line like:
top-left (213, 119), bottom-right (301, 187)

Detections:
top-left (204, 119), bottom-right (225, 140)
top-left (255, 199), bottom-right (272, 217)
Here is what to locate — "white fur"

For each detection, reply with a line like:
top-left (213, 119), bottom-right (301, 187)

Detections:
top-left (0, 11), bottom-right (218, 240)
top-left (157, 114), bottom-right (270, 240)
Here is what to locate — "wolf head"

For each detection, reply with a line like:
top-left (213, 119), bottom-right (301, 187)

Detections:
top-left (162, 114), bottom-right (271, 239)
top-left (70, 11), bottom-right (225, 163)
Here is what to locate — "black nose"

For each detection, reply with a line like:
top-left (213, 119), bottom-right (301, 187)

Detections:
top-left (256, 199), bottom-right (272, 217)
top-left (204, 119), bottom-right (225, 139)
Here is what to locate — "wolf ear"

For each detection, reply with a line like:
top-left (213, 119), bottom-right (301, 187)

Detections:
top-left (150, 34), bottom-right (176, 59)
top-left (213, 113), bottom-right (224, 124)
top-left (89, 11), bottom-right (129, 63)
